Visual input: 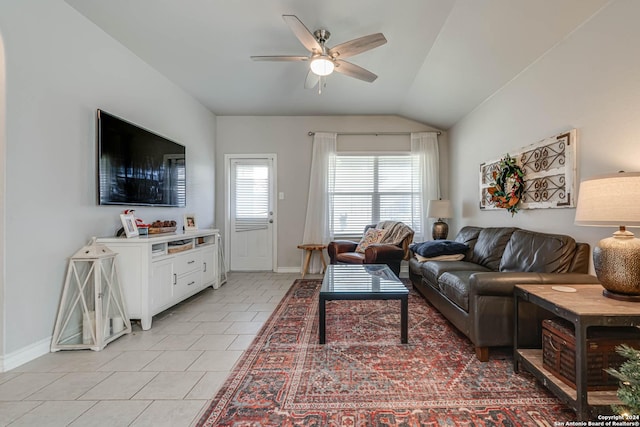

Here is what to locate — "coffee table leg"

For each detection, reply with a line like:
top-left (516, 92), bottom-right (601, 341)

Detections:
top-left (319, 295), bottom-right (326, 344)
top-left (400, 296), bottom-right (408, 344)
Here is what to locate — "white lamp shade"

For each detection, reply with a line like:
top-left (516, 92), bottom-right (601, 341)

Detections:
top-left (427, 200), bottom-right (452, 219)
top-left (574, 172), bottom-right (640, 227)
top-left (310, 57), bottom-right (334, 76)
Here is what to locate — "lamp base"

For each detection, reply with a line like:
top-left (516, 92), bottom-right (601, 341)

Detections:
top-left (432, 220), bottom-right (449, 240)
top-left (602, 289), bottom-right (640, 302)
top-left (594, 229), bottom-right (640, 299)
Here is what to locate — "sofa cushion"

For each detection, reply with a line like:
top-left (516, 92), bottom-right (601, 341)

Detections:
top-left (469, 227), bottom-right (517, 271)
top-left (454, 226), bottom-right (482, 259)
top-left (409, 240), bottom-right (469, 258)
top-left (420, 261), bottom-right (490, 288)
top-left (439, 271), bottom-right (476, 312)
top-left (499, 229), bottom-right (577, 273)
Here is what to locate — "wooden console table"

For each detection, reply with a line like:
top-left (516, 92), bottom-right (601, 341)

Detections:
top-left (513, 284), bottom-right (640, 420)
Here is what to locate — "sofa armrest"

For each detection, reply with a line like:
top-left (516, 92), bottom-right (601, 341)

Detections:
top-left (364, 243), bottom-right (405, 264)
top-left (538, 273), bottom-right (601, 286)
top-left (327, 240), bottom-right (358, 262)
top-left (469, 272), bottom-right (600, 297)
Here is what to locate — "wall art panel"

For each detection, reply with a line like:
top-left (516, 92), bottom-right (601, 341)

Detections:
top-left (479, 129), bottom-right (577, 211)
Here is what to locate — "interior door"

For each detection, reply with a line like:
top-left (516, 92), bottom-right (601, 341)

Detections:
top-left (228, 157), bottom-right (275, 271)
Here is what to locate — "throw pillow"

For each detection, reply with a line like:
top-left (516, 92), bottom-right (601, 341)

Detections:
top-left (409, 240), bottom-right (469, 258)
top-left (355, 228), bottom-right (387, 253)
top-left (414, 253), bottom-right (465, 262)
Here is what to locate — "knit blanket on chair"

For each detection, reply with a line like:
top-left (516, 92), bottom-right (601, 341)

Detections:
top-left (377, 221), bottom-right (414, 246)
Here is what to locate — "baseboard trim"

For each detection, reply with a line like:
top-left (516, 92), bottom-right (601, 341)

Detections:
top-left (1, 336), bottom-right (51, 372)
top-left (275, 267), bottom-right (300, 274)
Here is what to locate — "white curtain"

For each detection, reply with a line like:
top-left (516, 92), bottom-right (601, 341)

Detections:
top-left (411, 132), bottom-right (440, 242)
top-left (302, 132), bottom-right (337, 273)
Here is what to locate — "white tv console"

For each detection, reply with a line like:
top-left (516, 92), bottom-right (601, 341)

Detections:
top-left (97, 229), bottom-right (219, 330)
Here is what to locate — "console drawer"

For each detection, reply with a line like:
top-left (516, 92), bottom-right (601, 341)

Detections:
top-left (173, 252), bottom-right (202, 276)
top-left (174, 270), bottom-right (202, 298)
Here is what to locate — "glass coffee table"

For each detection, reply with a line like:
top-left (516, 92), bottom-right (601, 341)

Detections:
top-left (319, 264), bottom-right (409, 344)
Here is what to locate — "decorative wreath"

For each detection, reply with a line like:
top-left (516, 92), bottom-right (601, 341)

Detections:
top-left (488, 154), bottom-right (525, 215)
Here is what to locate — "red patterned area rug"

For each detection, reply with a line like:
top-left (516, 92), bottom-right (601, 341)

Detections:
top-left (196, 279), bottom-right (574, 426)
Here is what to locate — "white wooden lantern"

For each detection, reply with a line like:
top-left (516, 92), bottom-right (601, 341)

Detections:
top-left (51, 238), bottom-right (131, 351)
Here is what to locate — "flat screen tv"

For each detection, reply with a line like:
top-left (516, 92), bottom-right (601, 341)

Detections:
top-left (97, 109), bottom-right (186, 207)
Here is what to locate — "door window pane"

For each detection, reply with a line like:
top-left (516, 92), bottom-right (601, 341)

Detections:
top-left (234, 163), bottom-right (269, 232)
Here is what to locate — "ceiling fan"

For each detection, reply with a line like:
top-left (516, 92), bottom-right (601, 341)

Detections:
top-left (251, 15), bottom-right (387, 91)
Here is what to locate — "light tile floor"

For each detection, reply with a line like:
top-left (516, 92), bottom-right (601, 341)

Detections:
top-left (0, 271), bottom-right (317, 427)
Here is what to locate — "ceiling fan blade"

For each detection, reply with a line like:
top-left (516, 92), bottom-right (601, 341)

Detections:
top-left (334, 60), bottom-right (378, 82)
top-left (328, 33), bottom-right (387, 59)
top-left (304, 70), bottom-right (320, 89)
top-left (250, 55), bottom-right (309, 62)
top-left (282, 15), bottom-right (322, 54)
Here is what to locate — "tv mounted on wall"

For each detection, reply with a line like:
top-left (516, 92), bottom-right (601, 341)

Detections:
top-left (97, 109), bottom-right (186, 207)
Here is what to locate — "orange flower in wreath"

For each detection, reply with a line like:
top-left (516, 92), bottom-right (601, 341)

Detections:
top-left (487, 154), bottom-right (525, 215)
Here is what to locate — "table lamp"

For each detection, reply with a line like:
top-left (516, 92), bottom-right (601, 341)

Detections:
top-left (427, 199), bottom-right (452, 240)
top-left (574, 172), bottom-right (640, 300)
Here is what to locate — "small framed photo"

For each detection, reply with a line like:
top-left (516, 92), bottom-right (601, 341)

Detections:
top-left (120, 213), bottom-right (139, 238)
top-left (184, 214), bottom-right (198, 231)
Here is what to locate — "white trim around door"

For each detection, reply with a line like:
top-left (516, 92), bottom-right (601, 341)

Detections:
top-left (224, 154), bottom-right (277, 272)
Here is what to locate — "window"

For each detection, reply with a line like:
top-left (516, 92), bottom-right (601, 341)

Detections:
top-left (233, 162), bottom-right (270, 232)
top-left (329, 154), bottom-right (421, 237)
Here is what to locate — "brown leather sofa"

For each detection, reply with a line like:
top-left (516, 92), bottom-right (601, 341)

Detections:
top-left (409, 226), bottom-right (600, 361)
top-left (328, 222), bottom-right (414, 277)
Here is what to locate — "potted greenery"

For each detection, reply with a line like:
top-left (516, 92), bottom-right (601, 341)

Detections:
top-left (605, 344), bottom-right (640, 415)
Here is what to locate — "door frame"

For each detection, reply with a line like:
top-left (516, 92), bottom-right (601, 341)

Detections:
top-left (224, 154), bottom-right (278, 272)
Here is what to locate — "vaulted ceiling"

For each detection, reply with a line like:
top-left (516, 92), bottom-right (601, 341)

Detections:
top-left (65, 0), bottom-right (608, 130)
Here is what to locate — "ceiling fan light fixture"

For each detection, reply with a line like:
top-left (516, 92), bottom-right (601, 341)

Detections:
top-left (310, 56), bottom-right (334, 76)
top-left (253, 15), bottom-right (386, 85)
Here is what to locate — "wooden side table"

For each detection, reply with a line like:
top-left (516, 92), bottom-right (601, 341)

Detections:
top-left (297, 244), bottom-right (327, 278)
top-left (514, 284), bottom-right (640, 420)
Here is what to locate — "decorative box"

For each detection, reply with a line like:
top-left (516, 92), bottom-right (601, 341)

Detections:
top-left (542, 317), bottom-right (640, 390)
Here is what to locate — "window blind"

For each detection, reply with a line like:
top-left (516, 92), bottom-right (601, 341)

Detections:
top-left (329, 154), bottom-right (421, 237)
top-left (234, 163), bottom-right (269, 232)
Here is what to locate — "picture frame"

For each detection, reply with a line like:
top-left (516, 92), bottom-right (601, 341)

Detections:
top-left (120, 213), bottom-right (139, 238)
top-left (184, 214), bottom-right (198, 231)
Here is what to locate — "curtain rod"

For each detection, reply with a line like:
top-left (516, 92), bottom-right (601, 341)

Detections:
top-left (307, 130), bottom-right (441, 137)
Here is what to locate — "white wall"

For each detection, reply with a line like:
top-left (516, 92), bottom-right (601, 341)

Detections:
top-left (0, 0), bottom-right (216, 367)
top-left (216, 115), bottom-right (446, 270)
top-left (0, 27), bottom-right (5, 359)
top-left (448, 0), bottom-right (640, 261)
